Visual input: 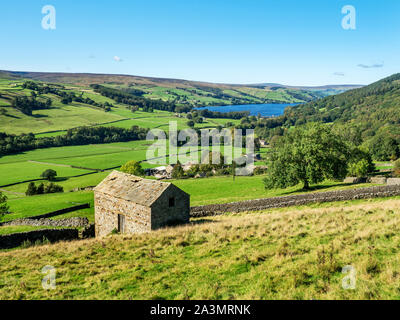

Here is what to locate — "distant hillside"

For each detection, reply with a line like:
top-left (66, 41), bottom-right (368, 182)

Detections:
top-left (249, 83), bottom-right (362, 92)
top-left (258, 73), bottom-right (400, 161)
top-left (0, 70), bottom-right (357, 106)
top-left (285, 73), bottom-right (400, 131)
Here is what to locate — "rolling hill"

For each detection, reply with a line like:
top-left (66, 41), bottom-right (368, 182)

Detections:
top-left (0, 70), bottom-right (360, 137)
top-left (1, 70), bottom-right (359, 107)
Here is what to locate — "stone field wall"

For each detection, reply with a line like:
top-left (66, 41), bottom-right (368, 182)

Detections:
top-left (190, 185), bottom-right (400, 217)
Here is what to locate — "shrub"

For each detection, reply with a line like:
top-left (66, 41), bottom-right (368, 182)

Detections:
top-left (120, 160), bottom-right (145, 176)
top-left (26, 182), bottom-right (37, 196)
top-left (25, 182), bottom-right (63, 196)
top-left (172, 162), bottom-right (185, 179)
top-left (37, 183), bottom-right (45, 195)
top-left (254, 167), bottom-right (267, 175)
top-left (393, 160), bottom-right (400, 177)
top-left (0, 192), bottom-right (9, 221)
top-left (347, 159), bottom-right (370, 178)
top-left (45, 183), bottom-right (64, 194)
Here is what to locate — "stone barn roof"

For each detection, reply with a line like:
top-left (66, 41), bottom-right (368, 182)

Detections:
top-left (94, 171), bottom-right (186, 207)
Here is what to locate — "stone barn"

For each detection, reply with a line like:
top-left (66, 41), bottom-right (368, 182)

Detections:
top-left (94, 171), bottom-right (190, 237)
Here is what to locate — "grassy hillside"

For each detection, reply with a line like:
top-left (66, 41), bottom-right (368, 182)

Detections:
top-left (254, 73), bottom-right (400, 161)
top-left (1, 197), bottom-right (400, 300)
top-left (285, 73), bottom-right (400, 128)
top-left (0, 76), bottom-right (240, 136)
top-left (1, 70), bottom-right (352, 109)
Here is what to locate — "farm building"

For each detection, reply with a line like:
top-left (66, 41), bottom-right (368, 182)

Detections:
top-left (94, 171), bottom-right (190, 237)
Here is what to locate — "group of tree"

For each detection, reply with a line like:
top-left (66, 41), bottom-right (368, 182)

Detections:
top-left (191, 109), bottom-right (250, 120)
top-left (21, 81), bottom-right (114, 112)
top-left (246, 73), bottom-right (400, 161)
top-left (11, 95), bottom-right (52, 115)
top-left (0, 126), bottom-right (148, 156)
top-left (25, 182), bottom-right (64, 196)
top-left (91, 84), bottom-right (177, 113)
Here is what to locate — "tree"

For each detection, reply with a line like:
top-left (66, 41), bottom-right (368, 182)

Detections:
top-left (194, 117), bottom-right (203, 124)
top-left (393, 159), bottom-right (400, 177)
top-left (120, 160), bottom-right (145, 176)
top-left (172, 161), bottom-right (185, 179)
top-left (347, 159), bottom-right (370, 178)
top-left (347, 147), bottom-right (375, 177)
top-left (264, 124), bottom-right (350, 190)
top-left (37, 183), bottom-right (45, 195)
top-left (0, 191), bottom-right (9, 221)
top-left (26, 182), bottom-right (37, 196)
top-left (45, 183), bottom-right (64, 194)
top-left (368, 133), bottom-right (399, 161)
top-left (187, 120), bottom-right (195, 128)
top-left (41, 169), bottom-right (57, 181)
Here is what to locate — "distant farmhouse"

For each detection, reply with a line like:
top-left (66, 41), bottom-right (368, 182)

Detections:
top-left (94, 171), bottom-right (190, 237)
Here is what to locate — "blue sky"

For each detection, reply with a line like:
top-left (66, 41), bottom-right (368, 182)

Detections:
top-left (0, 0), bottom-right (399, 86)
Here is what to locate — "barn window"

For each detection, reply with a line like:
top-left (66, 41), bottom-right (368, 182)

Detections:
top-left (169, 197), bottom-right (175, 207)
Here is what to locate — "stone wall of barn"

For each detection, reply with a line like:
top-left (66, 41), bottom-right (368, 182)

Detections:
top-left (151, 185), bottom-right (190, 229)
top-left (94, 192), bottom-right (152, 237)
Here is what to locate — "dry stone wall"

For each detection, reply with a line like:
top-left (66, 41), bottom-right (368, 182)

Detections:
top-left (2, 217), bottom-right (89, 228)
top-left (29, 203), bottom-right (90, 220)
top-left (387, 178), bottom-right (400, 186)
top-left (0, 229), bottom-right (79, 250)
top-left (191, 185), bottom-right (400, 217)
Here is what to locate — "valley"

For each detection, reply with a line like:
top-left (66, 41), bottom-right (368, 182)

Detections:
top-left (0, 70), bottom-right (399, 301)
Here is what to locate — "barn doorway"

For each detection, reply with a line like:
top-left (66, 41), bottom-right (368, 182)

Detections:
top-left (118, 214), bottom-right (125, 233)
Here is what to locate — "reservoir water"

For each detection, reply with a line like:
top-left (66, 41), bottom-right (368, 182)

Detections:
top-left (196, 103), bottom-right (298, 117)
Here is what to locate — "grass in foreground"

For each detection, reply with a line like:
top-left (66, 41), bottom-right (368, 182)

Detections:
top-left (1, 197), bottom-right (400, 299)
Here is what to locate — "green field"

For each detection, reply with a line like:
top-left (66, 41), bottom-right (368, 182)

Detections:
top-left (0, 77), bottom-right (240, 136)
top-left (0, 161), bottom-right (92, 187)
top-left (172, 176), bottom-right (379, 206)
top-left (3, 191), bottom-right (94, 222)
top-left (0, 140), bottom-right (152, 165)
top-left (2, 173), bottom-right (381, 224)
top-left (0, 102), bottom-right (126, 135)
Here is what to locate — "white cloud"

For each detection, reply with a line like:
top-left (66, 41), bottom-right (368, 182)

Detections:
top-left (333, 72), bottom-right (345, 76)
top-left (357, 62), bottom-right (384, 69)
top-left (113, 56), bottom-right (123, 62)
